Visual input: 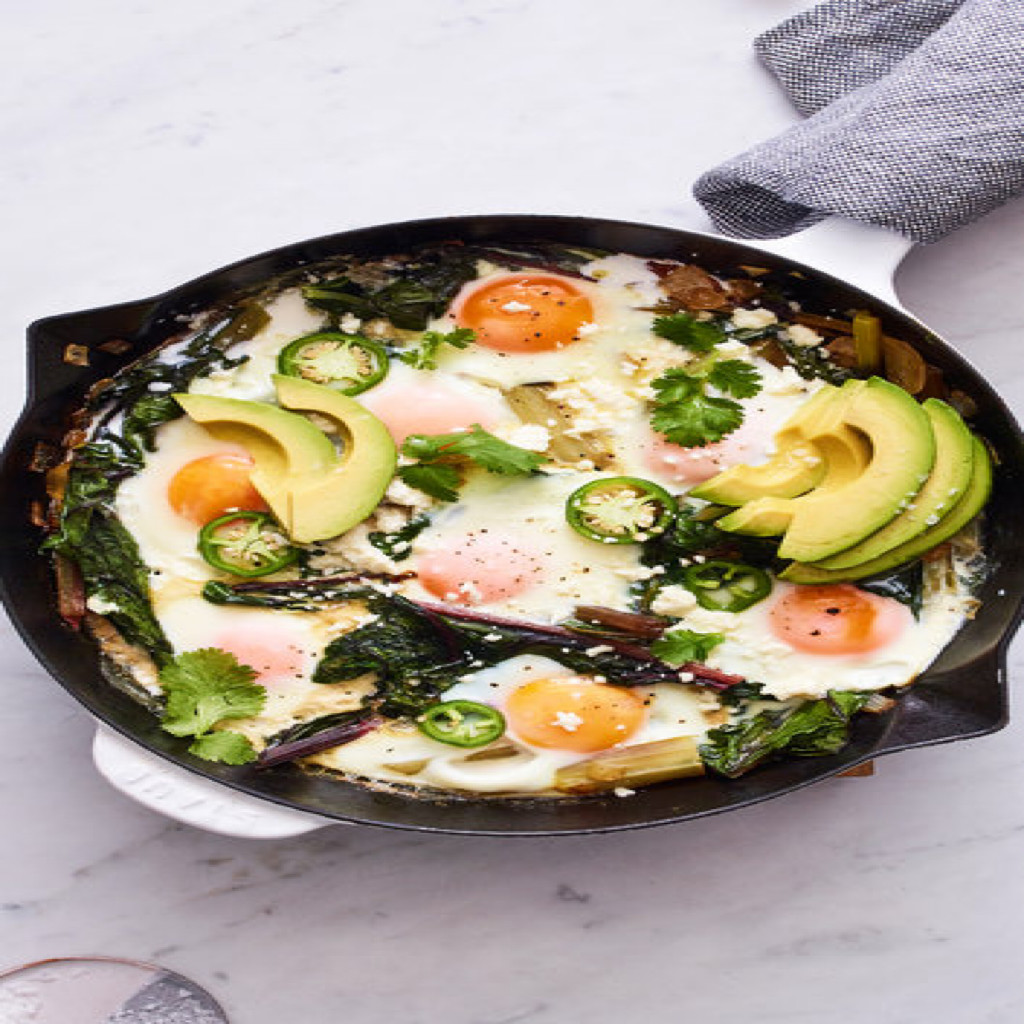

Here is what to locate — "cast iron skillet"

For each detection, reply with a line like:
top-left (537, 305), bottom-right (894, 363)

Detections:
top-left (2, 214), bottom-right (1023, 836)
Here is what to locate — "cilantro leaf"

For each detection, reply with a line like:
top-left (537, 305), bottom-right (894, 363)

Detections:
top-left (399, 327), bottom-right (476, 371)
top-left (189, 731), bottom-right (258, 765)
top-left (652, 628), bottom-right (725, 665)
top-left (651, 393), bottom-right (744, 447)
top-left (707, 359), bottom-right (763, 399)
top-left (399, 425), bottom-right (547, 501)
top-left (397, 463), bottom-right (461, 502)
top-left (650, 368), bottom-right (703, 404)
top-left (160, 648), bottom-right (266, 742)
top-left (652, 313), bottom-right (725, 353)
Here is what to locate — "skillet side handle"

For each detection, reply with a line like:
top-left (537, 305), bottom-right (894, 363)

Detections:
top-left (749, 217), bottom-right (913, 309)
top-left (25, 297), bottom-right (162, 404)
top-left (873, 649), bottom-right (1011, 758)
top-left (92, 728), bottom-right (333, 839)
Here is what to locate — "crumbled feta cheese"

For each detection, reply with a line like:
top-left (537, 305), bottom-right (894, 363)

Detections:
top-left (148, 381), bottom-right (173, 392)
top-left (385, 476), bottom-right (436, 512)
top-left (784, 324), bottom-right (824, 348)
top-left (731, 307), bottom-right (777, 330)
top-left (613, 564), bottom-right (664, 582)
top-left (650, 585), bottom-right (698, 617)
top-left (585, 645), bottom-right (614, 656)
top-left (340, 312), bottom-right (362, 333)
top-left (713, 339), bottom-right (749, 357)
top-left (321, 522), bottom-right (401, 575)
top-left (501, 300), bottom-right (532, 313)
top-left (86, 595), bottom-right (121, 615)
top-left (502, 423), bottom-right (551, 452)
top-left (546, 378), bottom-right (636, 437)
top-left (764, 365), bottom-right (813, 397)
top-left (552, 711), bottom-right (584, 732)
top-left (677, 671), bottom-right (695, 683)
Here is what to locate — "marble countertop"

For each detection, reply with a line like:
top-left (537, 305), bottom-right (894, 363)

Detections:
top-left (3, 2), bottom-right (1023, 1021)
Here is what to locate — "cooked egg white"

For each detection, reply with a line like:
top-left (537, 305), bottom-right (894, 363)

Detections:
top-left (313, 655), bottom-right (712, 794)
top-left (398, 470), bottom-right (647, 622)
top-left (425, 255), bottom-right (662, 388)
top-left (115, 417), bottom-right (248, 583)
top-left (667, 581), bottom-right (973, 701)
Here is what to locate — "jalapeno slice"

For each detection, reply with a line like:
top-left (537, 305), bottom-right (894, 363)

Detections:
top-left (277, 332), bottom-right (389, 395)
top-left (566, 476), bottom-right (676, 544)
top-left (681, 560), bottom-right (771, 612)
top-left (417, 700), bottom-right (506, 748)
top-left (198, 511), bottom-right (299, 578)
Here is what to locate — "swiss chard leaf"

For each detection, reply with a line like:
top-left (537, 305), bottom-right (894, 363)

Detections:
top-left (304, 251), bottom-right (478, 331)
top-left (313, 593), bottom-right (471, 716)
top-left (700, 691), bottom-right (872, 778)
top-left (367, 514), bottom-right (431, 562)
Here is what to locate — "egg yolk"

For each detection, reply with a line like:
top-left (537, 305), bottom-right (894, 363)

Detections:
top-left (769, 584), bottom-right (910, 655)
top-left (213, 630), bottom-right (305, 685)
top-left (416, 531), bottom-right (546, 605)
top-left (361, 383), bottom-right (501, 445)
top-left (505, 677), bottom-right (646, 752)
top-left (455, 273), bottom-right (595, 353)
top-left (167, 453), bottom-right (269, 525)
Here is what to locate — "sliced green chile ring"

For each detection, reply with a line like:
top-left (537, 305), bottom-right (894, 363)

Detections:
top-left (681, 560), bottom-right (771, 612)
top-left (566, 476), bottom-right (676, 544)
top-left (277, 332), bottom-right (389, 395)
top-left (198, 511), bottom-right (300, 578)
top-left (417, 700), bottom-right (506, 748)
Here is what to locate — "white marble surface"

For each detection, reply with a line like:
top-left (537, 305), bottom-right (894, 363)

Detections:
top-left (3, 1), bottom-right (1024, 1021)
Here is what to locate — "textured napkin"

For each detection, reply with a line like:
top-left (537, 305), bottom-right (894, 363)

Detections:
top-left (693, 0), bottom-right (1024, 243)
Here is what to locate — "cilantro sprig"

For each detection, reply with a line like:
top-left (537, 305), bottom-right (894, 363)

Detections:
top-left (652, 312), bottom-right (727, 353)
top-left (399, 327), bottom-right (476, 370)
top-left (651, 628), bottom-right (724, 665)
top-left (159, 648), bottom-right (267, 764)
top-left (649, 356), bottom-right (763, 449)
top-left (398, 425), bottom-right (547, 502)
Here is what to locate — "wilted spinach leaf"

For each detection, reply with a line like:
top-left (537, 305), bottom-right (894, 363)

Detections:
top-left (700, 691), bottom-right (872, 778)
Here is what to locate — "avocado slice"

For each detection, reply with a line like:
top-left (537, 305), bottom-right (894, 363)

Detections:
top-left (175, 379), bottom-right (397, 544)
top-left (780, 435), bottom-right (992, 584)
top-left (689, 439), bottom-right (826, 506)
top-left (690, 382), bottom-right (870, 506)
top-left (272, 374), bottom-right (397, 544)
top-left (718, 378), bottom-right (936, 563)
top-left (811, 399), bottom-right (974, 570)
top-left (174, 391), bottom-right (339, 520)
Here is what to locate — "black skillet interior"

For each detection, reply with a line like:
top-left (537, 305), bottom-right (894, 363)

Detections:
top-left (2, 214), bottom-right (1022, 836)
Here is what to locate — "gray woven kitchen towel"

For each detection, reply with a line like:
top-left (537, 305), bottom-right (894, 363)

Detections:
top-left (693, 0), bottom-right (1024, 243)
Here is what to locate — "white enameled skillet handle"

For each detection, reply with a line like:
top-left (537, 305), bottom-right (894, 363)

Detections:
top-left (92, 728), bottom-right (332, 838)
top-left (748, 217), bottom-right (914, 309)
